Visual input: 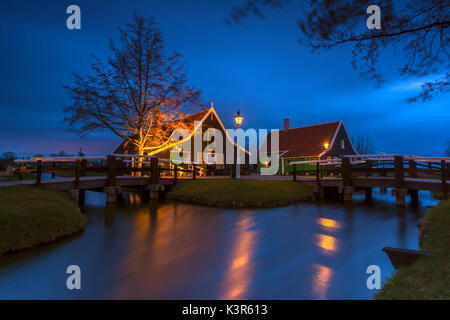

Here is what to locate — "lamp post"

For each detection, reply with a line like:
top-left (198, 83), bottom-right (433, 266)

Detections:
top-left (234, 109), bottom-right (243, 179)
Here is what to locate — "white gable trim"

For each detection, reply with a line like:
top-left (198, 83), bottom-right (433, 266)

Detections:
top-left (318, 120), bottom-right (359, 157)
top-left (145, 106), bottom-right (250, 156)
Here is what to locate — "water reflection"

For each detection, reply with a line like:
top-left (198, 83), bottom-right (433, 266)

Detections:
top-left (0, 189), bottom-right (438, 299)
top-left (316, 234), bottom-right (338, 255)
top-left (316, 217), bottom-right (341, 230)
top-left (312, 263), bottom-right (333, 299)
top-left (221, 213), bottom-right (258, 300)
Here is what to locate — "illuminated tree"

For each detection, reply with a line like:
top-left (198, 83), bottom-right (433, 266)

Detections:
top-left (64, 14), bottom-right (202, 157)
top-left (227, 0), bottom-right (449, 102)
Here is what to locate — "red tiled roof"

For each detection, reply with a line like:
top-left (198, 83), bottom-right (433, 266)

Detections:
top-left (264, 121), bottom-right (341, 157)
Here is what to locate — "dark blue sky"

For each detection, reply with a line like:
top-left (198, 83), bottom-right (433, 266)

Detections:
top-left (0, 0), bottom-right (448, 157)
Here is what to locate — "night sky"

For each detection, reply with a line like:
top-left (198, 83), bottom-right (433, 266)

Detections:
top-left (0, 0), bottom-right (448, 157)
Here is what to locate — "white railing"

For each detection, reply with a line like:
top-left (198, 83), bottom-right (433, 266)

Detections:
top-left (14, 156), bottom-right (107, 163)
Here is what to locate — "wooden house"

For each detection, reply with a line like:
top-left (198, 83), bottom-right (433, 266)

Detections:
top-left (260, 119), bottom-right (358, 174)
top-left (115, 105), bottom-right (250, 174)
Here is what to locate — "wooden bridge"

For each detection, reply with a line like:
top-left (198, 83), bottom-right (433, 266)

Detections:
top-left (2, 153), bottom-right (449, 208)
top-left (7, 154), bottom-right (200, 206)
top-left (290, 154), bottom-right (449, 207)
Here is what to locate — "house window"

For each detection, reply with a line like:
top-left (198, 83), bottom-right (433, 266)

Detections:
top-left (341, 139), bottom-right (345, 149)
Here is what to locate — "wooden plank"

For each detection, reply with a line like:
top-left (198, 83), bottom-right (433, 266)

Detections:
top-left (341, 157), bottom-right (351, 187)
top-left (382, 247), bottom-right (430, 269)
top-left (442, 160), bottom-right (448, 194)
top-left (365, 160), bottom-right (372, 177)
top-left (174, 165), bottom-right (178, 184)
top-left (408, 160), bottom-right (417, 178)
top-left (106, 155), bottom-right (117, 186)
top-left (35, 160), bottom-right (42, 186)
top-left (19, 162), bottom-right (24, 180)
top-left (75, 160), bottom-right (81, 189)
top-left (51, 162), bottom-right (56, 179)
top-left (150, 157), bottom-right (159, 184)
top-left (394, 155), bottom-right (405, 189)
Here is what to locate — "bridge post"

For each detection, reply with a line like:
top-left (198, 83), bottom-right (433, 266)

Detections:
top-left (408, 160), bottom-right (419, 207)
top-left (35, 160), bottom-right (42, 186)
top-left (293, 164), bottom-right (296, 181)
top-left (150, 157), bottom-right (159, 184)
top-left (364, 160), bottom-right (373, 203)
top-left (441, 160), bottom-right (448, 197)
top-left (193, 165), bottom-right (197, 180)
top-left (341, 157), bottom-right (353, 202)
top-left (51, 161), bottom-right (56, 179)
top-left (19, 161), bottom-right (24, 180)
top-left (315, 162), bottom-right (323, 199)
top-left (380, 170), bottom-right (387, 194)
top-left (173, 164), bottom-right (178, 184)
top-left (105, 155), bottom-right (118, 203)
top-left (77, 159), bottom-right (87, 207)
top-left (75, 160), bottom-right (81, 189)
top-left (393, 155), bottom-right (406, 207)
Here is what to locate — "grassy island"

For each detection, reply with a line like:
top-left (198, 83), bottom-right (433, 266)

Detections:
top-left (0, 186), bottom-right (86, 256)
top-left (376, 199), bottom-right (450, 299)
top-left (167, 179), bottom-right (314, 208)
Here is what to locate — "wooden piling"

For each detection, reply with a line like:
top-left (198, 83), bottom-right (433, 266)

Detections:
top-left (75, 160), bottom-right (81, 189)
top-left (51, 161), bottom-right (56, 179)
top-left (441, 160), bottom-right (448, 195)
top-left (394, 155), bottom-right (406, 207)
top-left (293, 164), bottom-right (296, 181)
top-left (408, 160), bottom-right (419, 207)
top-left (77, 159), bottom-right (87, 207)
top-left (173, 165), bottom-right (178, 184)
top-left (19, 161), bottom-right (24, 180)
top-left (150, 157), bottom-right (159, 184)
top-left (106, 155), bottom-right (117, 187)
top-left (35, 160), bottom-right (42, 186)
top-left (341, 157), bottom-right (353, 202)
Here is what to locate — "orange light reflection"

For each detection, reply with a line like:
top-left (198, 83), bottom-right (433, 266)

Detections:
top-left (316, 234), bottom-right (338, 255)
top-left (312, 263), bottom-right (333, 299)
top-left (221, 214), bottom-right (257, 300)
top-left (317, 217), bottom-right (341, 230)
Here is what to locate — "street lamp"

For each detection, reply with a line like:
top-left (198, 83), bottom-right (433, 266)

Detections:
top-left (234, 109), bottom-right (243, 179)
top-left (324, 142), bottom-right (329, 149)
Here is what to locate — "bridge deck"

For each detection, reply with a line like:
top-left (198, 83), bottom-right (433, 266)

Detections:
top-left (1, 175), bottom-right (446, 193)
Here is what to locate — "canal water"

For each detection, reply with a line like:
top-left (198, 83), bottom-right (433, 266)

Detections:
top-left (0, 188), bottom-right (437, 299)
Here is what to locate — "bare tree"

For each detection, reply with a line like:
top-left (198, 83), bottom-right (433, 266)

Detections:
top-left (64, 14), bottom-right (202, 158)
top-left (227, 0), bottom-right (449, 102)
top-left (352, 135), bottom-right (375, 154)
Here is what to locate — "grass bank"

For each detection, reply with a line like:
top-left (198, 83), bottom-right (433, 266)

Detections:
top-left (375, 199), bottom-right (450, 299)
top-left (167, 179), bottom-right (314, 208)
top-left (0, 186), bottom-right (87, 256)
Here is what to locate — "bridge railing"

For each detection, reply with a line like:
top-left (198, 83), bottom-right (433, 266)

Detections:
top-left (289, 154), bottom-right (450, 195)
top-left (13, 154), bottom-right (200, 186)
